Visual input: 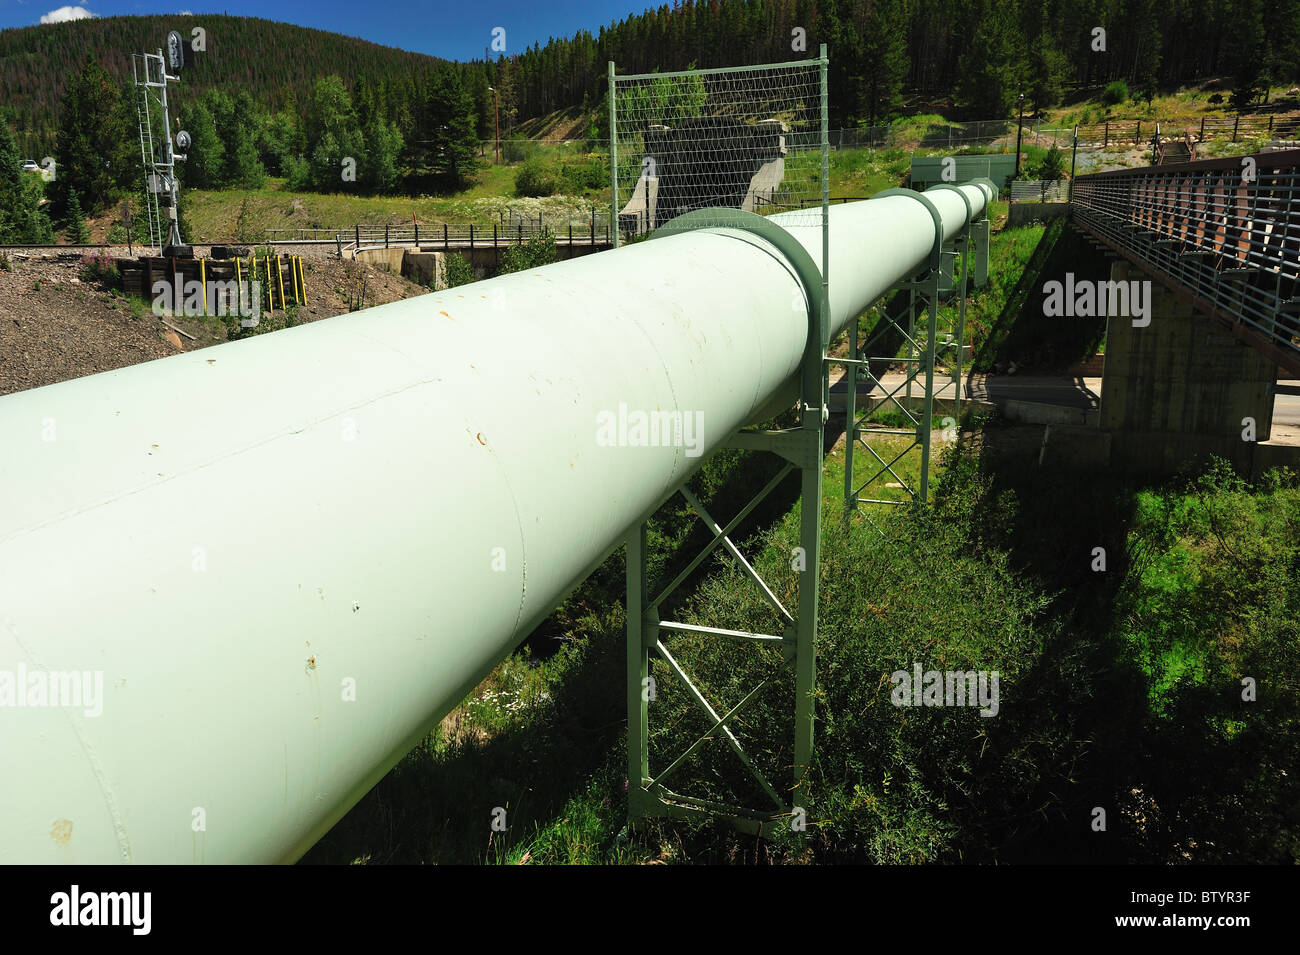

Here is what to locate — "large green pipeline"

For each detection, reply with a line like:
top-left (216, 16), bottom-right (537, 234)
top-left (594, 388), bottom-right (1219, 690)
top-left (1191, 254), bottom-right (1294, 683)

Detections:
top-left (0, 184), bottom-right (991, 863)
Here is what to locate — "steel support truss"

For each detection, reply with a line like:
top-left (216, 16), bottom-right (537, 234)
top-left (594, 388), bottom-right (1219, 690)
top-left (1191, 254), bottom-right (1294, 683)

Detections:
top-left (839, 183), bottom-right (991, 521)
top-left (625, 208), bottom-right (827, 836)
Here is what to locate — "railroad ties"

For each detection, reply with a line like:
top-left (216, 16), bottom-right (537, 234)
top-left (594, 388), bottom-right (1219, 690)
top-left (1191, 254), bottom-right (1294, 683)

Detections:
top-left (117, 249), bottom-right (307, 318)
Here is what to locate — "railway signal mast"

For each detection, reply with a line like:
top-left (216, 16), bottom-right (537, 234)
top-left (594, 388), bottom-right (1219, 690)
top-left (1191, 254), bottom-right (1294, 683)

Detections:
top-left (132, 29), bottom-right (191, 257)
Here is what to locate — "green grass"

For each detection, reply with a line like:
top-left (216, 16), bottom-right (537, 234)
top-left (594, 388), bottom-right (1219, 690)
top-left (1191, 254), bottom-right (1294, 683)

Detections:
top-left (183, 168), bottom-right (610, 242)
top-left (826, 146), bottom-right (910, 196)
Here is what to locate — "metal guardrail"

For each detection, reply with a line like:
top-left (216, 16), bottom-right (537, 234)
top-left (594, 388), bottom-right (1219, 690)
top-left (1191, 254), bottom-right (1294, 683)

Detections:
top-left (1071, 148), bottom-right (1300, 375)
top-left (1010, 180), bottom-right (1070, 202)
top-left (1067, 115), bottom-right (1300, 150)
top-left (336, 217), bottom-right (614, 255)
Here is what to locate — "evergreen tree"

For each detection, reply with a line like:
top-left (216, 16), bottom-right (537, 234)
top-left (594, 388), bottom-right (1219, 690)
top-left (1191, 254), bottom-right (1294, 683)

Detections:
top-left (1226, 0), bottom-right (1267, 109)
top-left (50, 58), bottom-right (132, 219)
top-left (260, 110), bottom-right (303, 178)
top-left (956, 2), bottom-right (1029, 117)
top-left (64, 188), bottom-right (91, 243)
top-left (0, 121), bottom-right (54, 244)
top-left (1029, 39), bottom-right (1071, 113)
top-left (425, 67), bottom-right (481, 185)
top-left (303, 76), bottom-right (365, 191)
top-left (859, 0), bottom-right (907, 126)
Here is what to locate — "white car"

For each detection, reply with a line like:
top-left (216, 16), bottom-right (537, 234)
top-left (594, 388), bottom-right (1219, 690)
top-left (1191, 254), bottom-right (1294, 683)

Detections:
top-left (20, 159), bottom-right (40, 173)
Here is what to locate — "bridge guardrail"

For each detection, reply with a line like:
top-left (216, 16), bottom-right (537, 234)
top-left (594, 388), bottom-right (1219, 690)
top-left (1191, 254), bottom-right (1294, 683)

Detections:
top-left (318, 216), bottom-right (615, 255)
top-left (1010, 180), bottom-right (1070, 202)
top-left (1071, 148), bottom-right (1300, 375)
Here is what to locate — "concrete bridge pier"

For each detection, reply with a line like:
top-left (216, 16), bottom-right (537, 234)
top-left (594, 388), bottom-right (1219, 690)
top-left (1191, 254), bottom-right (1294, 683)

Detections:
top-left (1099, 260), bottom-right (1277, 475)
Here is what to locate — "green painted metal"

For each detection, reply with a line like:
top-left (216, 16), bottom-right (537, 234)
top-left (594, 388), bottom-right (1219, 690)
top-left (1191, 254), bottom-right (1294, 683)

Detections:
top-left (0, 183), bottom-right (990, 863)
top-left (623, 48), bottom-right (832, 834)
top-left (637, 203), bottom-right (826, 834)
top-left (927, 184), bottom-right (976, 410)
top-left (608, 59), bottom-right (619, 250)
top-left (911, 155), bottom-right (1017, 191)
top-left (841, 181), bottom-right (993, 519)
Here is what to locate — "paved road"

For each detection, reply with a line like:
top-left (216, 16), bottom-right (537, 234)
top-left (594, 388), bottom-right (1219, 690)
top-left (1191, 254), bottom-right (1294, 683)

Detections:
top-left (829, 368), bottom-right (1300, 442)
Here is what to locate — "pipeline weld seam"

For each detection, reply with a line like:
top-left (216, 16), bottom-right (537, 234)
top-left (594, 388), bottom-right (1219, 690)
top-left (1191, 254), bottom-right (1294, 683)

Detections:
top-left (1, 615), bottom-right (133, 863)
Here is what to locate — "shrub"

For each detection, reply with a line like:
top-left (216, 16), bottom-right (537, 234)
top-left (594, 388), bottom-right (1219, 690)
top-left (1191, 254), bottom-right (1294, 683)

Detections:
top-left (497, 228), bottom-right (558, 274)
top-left (502, 138), bottom-right (539, 164)
top-left (515, 157), bottom-right (559, 197)
top-left (79, 252), bottom-right (119, 288)
top-left (1102, 80), bottom-right (1130, 106)
top-left (559, 159), bottom-right (606, 192)
top-left (443, 251), bottom-right (473, 289)
top-left (0, 252), bottom-right (9, 272)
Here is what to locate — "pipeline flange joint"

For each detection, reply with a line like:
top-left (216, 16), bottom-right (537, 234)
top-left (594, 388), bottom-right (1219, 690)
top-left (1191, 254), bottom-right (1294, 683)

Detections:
top-left (926, 183), bottom-right (974, 229)
top-left (647, 207), bottom-right (827, 408)
top-left (968, 176), bottom-right (999, 203)
top-left (872, 188), bottom-right (946, 275)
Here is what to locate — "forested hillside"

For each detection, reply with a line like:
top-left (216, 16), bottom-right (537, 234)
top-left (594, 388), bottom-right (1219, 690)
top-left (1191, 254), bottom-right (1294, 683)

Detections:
top-left (495, 0), bottom-right (1300, 126)
top-left (5, 1), bottom-right (1299, 157)
top-left (2, 0), bottom-right (1298, 241)
top-left (0, 14), bottom-right (486, 156)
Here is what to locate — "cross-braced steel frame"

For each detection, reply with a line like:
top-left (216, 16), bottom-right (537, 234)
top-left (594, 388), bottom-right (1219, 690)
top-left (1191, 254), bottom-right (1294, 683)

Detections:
top-left (839, 183), bottom-right (992, 522)
top-left (624, 202), bottom-right (828, 836)
top-left (615, 46), bottom-right (830, 837)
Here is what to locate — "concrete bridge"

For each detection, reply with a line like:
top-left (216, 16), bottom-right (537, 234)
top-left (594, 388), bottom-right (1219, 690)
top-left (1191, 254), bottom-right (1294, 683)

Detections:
top-left (1066, 148), bottom-right (1300, 475)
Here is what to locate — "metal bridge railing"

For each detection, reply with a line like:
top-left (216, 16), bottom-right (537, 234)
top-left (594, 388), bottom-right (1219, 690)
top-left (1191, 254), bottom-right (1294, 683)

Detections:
top-left (1010, 180), bottom-right (1070, 202)
top-left (330, 216), bottom-right (614, 255)
top-left (1071, 148), bottom-right (1300, 375)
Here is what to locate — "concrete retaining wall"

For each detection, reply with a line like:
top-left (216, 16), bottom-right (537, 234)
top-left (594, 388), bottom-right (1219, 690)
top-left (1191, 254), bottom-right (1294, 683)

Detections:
top-left (1100, 260), bottom-right (1278, 475)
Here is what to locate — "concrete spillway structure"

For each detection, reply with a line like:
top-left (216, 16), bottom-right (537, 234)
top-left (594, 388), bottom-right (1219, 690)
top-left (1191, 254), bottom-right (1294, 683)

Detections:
top-left (0, 184), bottom-right (992, 863)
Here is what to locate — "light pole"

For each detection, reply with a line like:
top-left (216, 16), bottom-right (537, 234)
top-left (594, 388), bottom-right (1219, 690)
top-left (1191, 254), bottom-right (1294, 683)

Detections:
top-left (1068, 125), bottom-right (1078, 200)
top-left (1014, 93), bottom-right (1026, 179)
top-left (488, 85), bottom-right (499, 164)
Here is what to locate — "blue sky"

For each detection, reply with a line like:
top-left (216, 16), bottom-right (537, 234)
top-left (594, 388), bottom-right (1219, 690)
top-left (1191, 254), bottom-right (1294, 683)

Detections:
top-left (0, 0), bottom-right (658, 60)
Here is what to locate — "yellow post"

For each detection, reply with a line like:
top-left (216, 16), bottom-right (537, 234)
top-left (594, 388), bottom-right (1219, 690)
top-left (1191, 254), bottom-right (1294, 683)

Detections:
top-left (235, 257), bottom-right (243, 317)
top-left (296, 256), bottom-right (305, 303)
top-left (199, 258), bottom-right (207, 316)
top-left (275, 254), bottom-right (286, 311)
top-left (264, 255), bottom-right (274, 309)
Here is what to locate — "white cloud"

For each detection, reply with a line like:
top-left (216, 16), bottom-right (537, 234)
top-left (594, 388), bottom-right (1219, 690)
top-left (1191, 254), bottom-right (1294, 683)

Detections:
top-left (40, 6), bottom-right (96, 23)
top-left (179, 9), bottom-right (193, 14)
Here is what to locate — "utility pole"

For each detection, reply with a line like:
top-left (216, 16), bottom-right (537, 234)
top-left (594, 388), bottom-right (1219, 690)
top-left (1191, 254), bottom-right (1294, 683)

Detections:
top-left (1014, 93), bottom-right (1026, 179)
top-left (488, 86), bottom-right (499, 164)
top-left (1068, 125), bottom-right (1078, 200)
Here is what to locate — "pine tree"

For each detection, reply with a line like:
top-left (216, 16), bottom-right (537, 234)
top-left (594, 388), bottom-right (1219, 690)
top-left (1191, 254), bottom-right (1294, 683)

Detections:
top-left (426, 67), bottom-right (481, 185)
top-left (50, 58), bottom-right (132, 219)
top-left (64, 188), bottom-right (91, 244)
top-left (0, 120), bottom-right (55, 244)
top-left (956, 2), bottom-right (1029, 118)
top-left (859, 0), bottom-right (907, 127)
